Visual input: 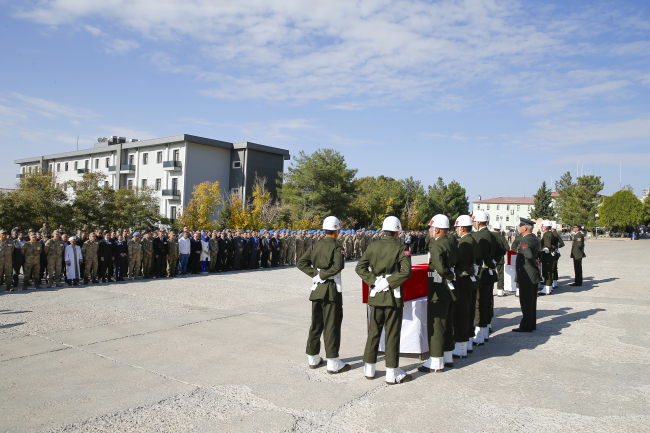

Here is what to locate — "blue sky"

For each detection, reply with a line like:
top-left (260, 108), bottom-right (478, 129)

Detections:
top-left (1, 0), bottom-right (649, 202)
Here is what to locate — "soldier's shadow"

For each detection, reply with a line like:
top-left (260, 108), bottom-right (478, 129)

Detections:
top-left (555, 276), bottom-right (618, 294)
top-left (441, 306), bottom-right (606, 371)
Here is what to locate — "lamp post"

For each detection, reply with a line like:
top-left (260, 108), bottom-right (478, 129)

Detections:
top-left (595, 213), bottom-right (599, 238)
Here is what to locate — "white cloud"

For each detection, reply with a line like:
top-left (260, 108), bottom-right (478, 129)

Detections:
top-left (84, 24), bottom-right (102, 36)
top-left (550, 153), bottom-right (650, 167)
top-left (6, 92), bottom-right (95, 119)
top-left (105, 38), bottom-right (139, 54)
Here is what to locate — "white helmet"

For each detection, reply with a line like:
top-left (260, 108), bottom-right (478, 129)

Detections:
top-left (382, 216), bottom-right (402, 232)
top-left (454, 215), bottom-right (473, 227)
top-left (322, 216), bottom-right (342, 231)
top-left (429, 214), bottom-right (450, 229)
top-left (551, 221), bottom-right (557, 229)
top-left (493, 222), bottom-right (502, 230)
top-left (472, 210), bottom-right (489, 223)
top-left (542, 220), bottom-right (551, 228)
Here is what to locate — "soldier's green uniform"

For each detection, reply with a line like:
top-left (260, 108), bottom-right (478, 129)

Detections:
top-left (44, 233), bottom-right (66, 287)
top-left (209, 237), bottom-right (220, 272)
top-left (494, 230), bottom-right (509, 295)
top-left (539, 229), bottom-right (554, 292)
top-left (551, 229), bottom-right (564, 287)
top-left (0, 231), bottom-right (15, 291)
top-left (294, 235), bottom-right (304, 265)
top-left (22, 237), bottom-right (42, 289)
top-left (82, 236), bottom-right (100, 283)
top-left (297, 235), bottom-right (345, 367)
top-left (453, 231), bottom-right (477, 355)
top-left (419, 231), bottom-right (458, 372)
top-left (356, 235), bottom-right (412, 372)
top-left (167, 237), bottom-right (179, 276)
top-left (287, 235), bottom-right (296, 266)
top-left (39, 225), bottom-right (50, 238)
top-left (128, 239), bottom-right (143, 279)
top-left (514, 230), bottom-right (541, 331)
top-left (473, 226), bottom-right (498, 333)
top-left (570, 228), bottom-right (585, 286)
top-left (141, 235), bottom-right (154, 278)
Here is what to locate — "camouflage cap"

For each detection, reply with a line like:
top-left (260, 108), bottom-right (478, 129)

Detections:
top-left (52, 230), bottom-right (59, 235)
top-left (0, 229), bottom-right (6, 234)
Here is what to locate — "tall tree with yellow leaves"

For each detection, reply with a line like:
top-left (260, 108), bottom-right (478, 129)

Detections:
top-left (176, 181), bottom-right (222, 230)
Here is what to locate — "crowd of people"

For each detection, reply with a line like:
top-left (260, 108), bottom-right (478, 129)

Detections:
top-left (0, 222), bottom-right (428, 291)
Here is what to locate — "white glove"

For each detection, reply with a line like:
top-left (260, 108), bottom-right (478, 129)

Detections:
top-left (542, 248), bottom-right (550, 253)
top-left (312, 270), bottom-right (326, 284)
top-left (492, 259), bottom-right (497, 266)
top-left (374, 277), bottom-right (390, 292)
top-left (450, 267), bottom-right (456, 281)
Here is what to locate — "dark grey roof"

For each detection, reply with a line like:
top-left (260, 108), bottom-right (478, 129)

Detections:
top-left (14, 134), bottom-right (290, 164)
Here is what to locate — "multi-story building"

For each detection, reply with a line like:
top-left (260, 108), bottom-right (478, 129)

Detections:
top-left (472, 193), bottom-right (561, 231)
top-left (14, 134), bottom-right (290, 223)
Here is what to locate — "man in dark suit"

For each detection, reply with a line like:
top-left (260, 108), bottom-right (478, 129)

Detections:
top-left (249, 231), bottom-right (260, 269)
top-left (270, 231), bottom-right (281, 267)
top-left (233, 230), bottom-right (244, 271)
top-left (242, 231), bottom-right (251, 269)
top-left (189, 233), bottom-right (202, 275)
top-left (98, 231), bottom-right (115, 282)
top-left (513, 217), bottom-right (541, 333)
top-left (260, 231), bottom-right (271, 268)
top-left (217, 232), bottom-right (230, 272)
top-left (153, 232), bottom-right (169, 278)
top-left (569, 225), bottom-right (586, 286)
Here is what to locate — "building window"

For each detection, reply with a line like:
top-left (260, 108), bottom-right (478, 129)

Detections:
top-left (142, 153), bottom-right (148, 165)
top-left (49, 164), bottom-right (53, 172)
top-left (155, 179), bottom-right (161, 191)
top-left (528, 205), bottom-right (531, 211)
top-left (142, 179), bottom-right (147, 188)
top-left (74, 161), bottom-right (78, 170)
top-left (170, 206), bottom-right (177, 222)
top-left (95, 159), bottom-right (99, 169)
top-left (129, 155), bottom-right (134, 165)
top-left (85, 160), bottom-right (89, 169)
top-left (57, 163), bottom-right (61, 172)
top-left (157, 151), bottom-right (163, 163)
top-left (232, 161), bottom-right (241, 169)
top-left (171, 178), bottom-right (178, 191)
top-left (173, 149), bottom-right (180, 161)
top-left (517, 205), bottom-right (520, 211)
top-left (477, 205), bottom-right (480, 210)
top-left (487, 204), bottom-right (490, 210)
top-left (106, 157), bottom-right (110, 168)
top-left (507, 205), bottom-right (510, 210)
top-left (104, 181), bottom-right (109, 188)
top-left (506, 216), bottom-right (509, 221)
top-left (496, 204), bottom-right (500, 210)
top-left (230, 188), bottom-right (240, 195)
top-left (28, 167), bottom-right (32, 173)
top-left (65, 162), bottom-right (69, 171)
top-left (127, 180), bottom-right (133, 190)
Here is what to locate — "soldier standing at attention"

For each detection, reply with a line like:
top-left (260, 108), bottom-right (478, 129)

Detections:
top-left (452, 216), bottom-right (477, 359)
top-left (493, 222), bottom-right (510, 297)
top-left (513, 218), bottom-right (540, 332)
top-left (569, 225), bottom-right (585, 286)
top-left (113, 234), bottom-right (128, 281)
top-left (82, 233), bottom-right (100, 284)
top-left (141, 230), bottom-right (154, 279)
top-left (297, 216), bottom-right (349, 374)
top-left (356, 216), bottom-right (412, 384)
top-left (22, 233), bottom-right (42, 289)
top-left (551, 222), bottom-right (564, 290)
top-left (153, 231), bottom-right (169, 278)
top-left (419, 214), bottom-right (458, 373)
top-left (127, 232), bottom-right (143, 280)
top-left (44, 230), bottom-right (66, 288)
top-left (471, 211), bottom-right (497, 343)
top-left (209, 232), bottom-right (220, 273)
top-left (294, 231), bottom-right (304, 266)
top-left (287, 232), bottom-right (296, 266)
top-left (167, 232), bottom-right (179, 277)
top-left (539, 221), bottom-right (554, 296)
top-left (0, 230), bottom-right (15, 291)
top-left (98, 231), bottom-right (114, 283)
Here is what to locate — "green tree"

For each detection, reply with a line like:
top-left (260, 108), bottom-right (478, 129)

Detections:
top-left (555, 173), bottom-right (603, 227)
top-left (644, 194), bottom-right (650, 226)
top-left (351, 176), bottom-right (407, 229)
top-left (11, 169), bottom-right (69, 230)
top-left (530, 181), bottom-right (555, 219)
top-left (113, 187), bottom-right (161, 230)
top-left (279, 149), bottom-right (357, 220)
top-left (598, 190), bottom-right (644, 231)
top-left (68, 172), bottom-right (117, 230)
top-left (417, 178), bottom-right (469, 226)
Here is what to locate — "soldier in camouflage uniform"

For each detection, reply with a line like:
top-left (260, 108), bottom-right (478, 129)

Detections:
top-left (0, 229), bottom-right (15, 291)
top-left (82, 233), bottom-right (100, 284)
top-left (22, 233), bottom-right (42, 289)
top-left (280, 232), bottom-right (289, 266)
top-left (167, 232), bottom-right (179, 277)
top-left (303, 232), bottom-right (313, 255)
top-left (354, 231), bottom-right (363, 259)
top-left (344, 231), bottom-right (354, 260)
top-left (209, 232), bottom-right (220, 272)
top-left (287, 232), bottom-right (296, 266)
top-left (128, 233), bottom-right (143, 280)
top-left (141, 230), bottom-right (154, 278)
top-left (295, 232), bottom-right (304, 264)
top-left (38, 223), bottom-right (49, 238)
top-left (44, 230), bottom-right (66, 287)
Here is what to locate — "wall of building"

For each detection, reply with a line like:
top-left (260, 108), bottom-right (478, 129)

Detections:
top-left (184, 142), bottom-right (231, 221)
top-left (245, 149), bottom-right (285, 199)
top-left (473, 202), bottom-right (533, 231)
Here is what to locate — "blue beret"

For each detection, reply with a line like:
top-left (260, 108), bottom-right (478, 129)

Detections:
top-left (133, 232), bottom-right (139, 236)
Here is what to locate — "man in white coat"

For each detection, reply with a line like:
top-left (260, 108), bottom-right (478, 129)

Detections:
top-left (65, 236), bottom-right (83, 286)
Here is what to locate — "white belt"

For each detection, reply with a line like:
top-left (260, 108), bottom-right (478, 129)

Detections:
top-left (428, 271), bottom-right (455, 290)
top-left (311, 272), bottom-right (342, 293)
top-left (369, 274), bottom-right (401, 299)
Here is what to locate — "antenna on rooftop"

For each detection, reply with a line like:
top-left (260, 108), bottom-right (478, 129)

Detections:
top-left (76, 135), bottom-right (79, 151)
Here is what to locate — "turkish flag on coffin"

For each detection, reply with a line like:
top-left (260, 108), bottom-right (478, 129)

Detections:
top-left (362, 264), bottom-right (429, 303)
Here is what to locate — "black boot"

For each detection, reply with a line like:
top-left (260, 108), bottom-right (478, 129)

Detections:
top-left (83, 277), bottom-right (89, 285)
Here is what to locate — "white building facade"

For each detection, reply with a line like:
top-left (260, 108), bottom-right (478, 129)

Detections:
top-left (15, 134), bottom-right (290, 223)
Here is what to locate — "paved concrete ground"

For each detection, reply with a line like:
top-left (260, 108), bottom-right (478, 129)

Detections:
top-left (1, 238), bottom-right (649, 432)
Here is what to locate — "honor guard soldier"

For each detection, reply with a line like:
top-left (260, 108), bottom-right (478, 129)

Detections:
top-left (82, 233), bottom-right (100, 284)
top-left (22, 233), bottom-right (42, 289)
top-left (419, 214), bottom-right (458, 373)
top-left (570, 225), bottom-right (585, 286)
top-left (127, 232), bottom-right (143, 280)
top-left (141, 230), bottom-right (154, 278)
top-left (297, 216), bottom-right (349, 374)
top-left (452, 215), bottom-right (477, 358)
top-left (44, 230), bottom-right (66, 287)
top-left (513, 218), bottom-right (540, 332)
top-left (492, 222), bottom-right (510, 297)
top-left (471, 210), bottom-right (497, 343)
top-left (539, 220), bottom-right (554, 296)
top-left (356, 216), bottom-right (412, 384)
top-left (551, 221), bottom-right (564, 289)
top-left (0, 230), bottom-right (15, 291)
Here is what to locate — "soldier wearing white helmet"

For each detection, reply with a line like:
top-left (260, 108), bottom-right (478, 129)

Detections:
top-left (297, 216), bottom-right (350, 374)
top-left (450, 215), bottom-right (477, 359)
top-left (356, 216), bottom-right (413, 384)
top-left (539, 220), bottom-right (554, 295)
top-left (470, 210), bottom-right (499, 344)
top-left (550, 221), bottom-right (564, 289)
top-left (418, 214), bottom-right (458, 373)
top-left (492, 222), bottom-right (510, 297)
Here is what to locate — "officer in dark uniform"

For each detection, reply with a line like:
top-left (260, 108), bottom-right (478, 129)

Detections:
top-left (260, 231), bottom-right (271, 268)
top-left (153, 232), bottom-right (169, 278)
top-left (297, 216), bottom-right (349, 374)
top-left (539, 220), bottom-right (554, 295)
top-left (570, 225), bottom-right (585, 286)
top-left (419, 214), bottom-right (458, 373)
top-left (452, 215), bottom-right (477, 358)
top-left (249, 231), bottom-right (260, 269)
top-left (113, 234), bottom-right (128, 281)
top-left (242, 231), bottom-right (251, 269)
top-left (226, 230), bottom-right (235, 270)
top-left (270, 231), bottom-right (281, 267)
top-left (513, 217), bottom-right (540, 332)
top-left (493, 222), bottom-right (510, 297)
top-left (471, 211), bottom-right (497, 343)
top-left (550, 221), bottom-right (564, 290)
top-left (356, 216), bottom-right (412, 384)
top-left (217, 231), bottom-right (230, 272)
top-left (233, 230), bottom-right (244, 271)
top-left (98, 231), bottom-right (115, 282)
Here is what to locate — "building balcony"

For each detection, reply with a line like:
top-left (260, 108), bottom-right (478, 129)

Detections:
top-left (163, 160), bottom-right (182, 171)
top-left (16, 173), bottom-right (23, 179)
top-left (77, 168), bottom-right (89, 174)
top-left (108, 165), bottom-right (117, 172)
top-left (120, 164), bottom-right (136, 174)
top-left (162, 189), bottom-right (181, 200)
